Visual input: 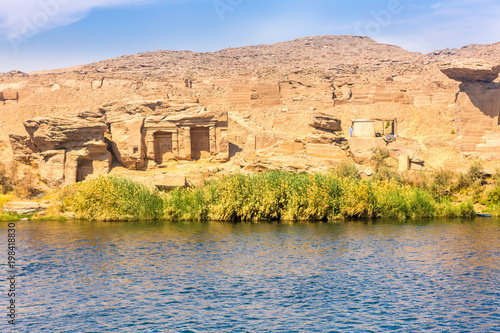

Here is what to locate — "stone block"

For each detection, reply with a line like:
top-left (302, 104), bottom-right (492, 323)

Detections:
top-left (306, 144), bottom-right (347, 160)
top-left (152, 173), bottom-right (187, 190)
top-left (398, 155), bottom-right (410, 171)
top-left (274, 141), bottom-right (304, 155)
top-left (3, 201), bottom-right (48, 215)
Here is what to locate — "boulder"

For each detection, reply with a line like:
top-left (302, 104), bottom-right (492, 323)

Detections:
top-left (1, 88), bottom-right (19, 101)
top-left (151, 173), bottom-right (187, 190)
top-left (309, 113), bottom-right (342, 131)
top-left (305, 131), bottom-right (344, 144)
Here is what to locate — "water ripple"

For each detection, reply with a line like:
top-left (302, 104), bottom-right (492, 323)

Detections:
top-left (0, 219), bottom-right (499, 332)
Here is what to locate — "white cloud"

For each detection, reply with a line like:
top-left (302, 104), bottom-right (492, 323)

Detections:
top-left (357, 0), bottom-right (500, 52)
top-left (0, 0), bottom-right (155, 39)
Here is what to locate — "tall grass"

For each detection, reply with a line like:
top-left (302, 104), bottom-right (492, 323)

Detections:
top-left (161, 171), bottom-right (473, 222)
top-left (62, 176), bottom-right (163, 221)
top-left (49, 171), bottom-right (481, 222)
top-left (485, 183), bottom-right (500, 216)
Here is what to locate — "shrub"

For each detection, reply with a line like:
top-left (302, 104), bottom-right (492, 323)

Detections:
top-left (46, 172), bottom-right (480, 222)
top-left (65, 176), bottom-right (163, 221)
top-left (163, 187), bottom-right (208, 221)
top-left (372, 166), bottom-right (402, 183)
top-left (334, 162), bottom-right (359, 179)
top-left (371, 147), bottom-right (390, 170)
top-left (437, 200), bottom-right (476, 218)
top-left (429, 168), bottom-right (454, 199)
top-left (493, 169), bottom-right (500, 186)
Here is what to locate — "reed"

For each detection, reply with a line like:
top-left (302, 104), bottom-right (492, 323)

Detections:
top-left (485, 183), bottom-right (500, 216)
top-left (64, 176), bottom-right (163, 221)
top-left (50, 171), bottom-right (482, 222)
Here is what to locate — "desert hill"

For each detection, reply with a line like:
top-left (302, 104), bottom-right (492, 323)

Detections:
top-left (0, 35), bottom-right (499, 188)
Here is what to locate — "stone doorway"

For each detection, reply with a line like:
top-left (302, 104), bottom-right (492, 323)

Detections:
top-left (77, 159), bottom-right (94, 182)
top-left (190, 127), bottom-right (210, 160)
top-left (154, 132), bottom-right (173, 164)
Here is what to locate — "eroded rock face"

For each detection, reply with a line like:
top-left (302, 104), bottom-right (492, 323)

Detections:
top-left (440, 62), bottom-right (500, 82)
top-left (24, 113), bottom-right (108, 151)
top-left (10, 104), bottom-right (230, 187)
top-left (12, 111), bottom-right (111, 186)
top-left (9, 134), bottom-right (39, 164)
top-left (110, 115), bottom-right (145, 169)
top-left (440, 63), bottom-right (500, 157)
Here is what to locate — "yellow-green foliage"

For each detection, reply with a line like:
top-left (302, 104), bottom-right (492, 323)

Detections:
top-left (436, 200), bottom-right (476, 218)
top-left (51, 172), bottom-right (481, 222)
top-left (485, 183), bottom-right (500, 216)
top-left (161, 171), bottom-right (472, 222)
top-left (63, 176), bottom-right (163, 221)
top-left (373, 180), bottom-right (435, 219)
top-left (0, 194), bottom-right (14, 210)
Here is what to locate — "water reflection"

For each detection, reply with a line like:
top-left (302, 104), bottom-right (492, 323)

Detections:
top-left (0, 219), bottom-right (499, 332)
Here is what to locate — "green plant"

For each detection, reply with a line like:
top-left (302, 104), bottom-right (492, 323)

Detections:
top-left (371, 147), bottom-right (390, 170)
top-left (429, 168), bottom-right (454, 199)
top-left (334, 162), bottom-right (359, 179)
top-left (372, 166), bottom-right (402, 183)
top-left (66, 176), bottom-right (164, 221)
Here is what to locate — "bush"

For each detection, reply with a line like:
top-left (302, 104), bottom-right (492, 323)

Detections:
top-left (372, 166), bottom-right (402, 183)
top-left (454, 161), bottom-right (485, 192)
top-left (47, 172), bottom-right (480, 222)
top-left (65, 176), bottom-right (163, 221)
top-left (429, 168), bottom-right (454, 199)
top-left (437, 200), bottom-right (476, 218)
top-left (334, 162), bottom-right (359, 179)
top-left (163, 187), bottom-right (208, 221)
top-left (371, 147), bottom-right (390, 170)
top-left (493, 169), bottom-right (500, 187)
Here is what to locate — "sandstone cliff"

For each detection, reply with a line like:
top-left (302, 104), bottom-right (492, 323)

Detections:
top-left (1, 35), bottom-right (499, 187)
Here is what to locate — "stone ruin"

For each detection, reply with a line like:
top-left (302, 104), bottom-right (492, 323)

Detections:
top-left (9, 107), bottom-right (229, 187)
top-left (440, 62), bottom-right (500, 158)
top-left (0, 88), bottom-right (19, 104)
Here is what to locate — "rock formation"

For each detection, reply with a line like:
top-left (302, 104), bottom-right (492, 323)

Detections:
top-left (440, 62), bottom-right (500, 159)
top-left (10, 104), bottom-right (229, 186)
top-left (2, 35), bottom-right (500, 187)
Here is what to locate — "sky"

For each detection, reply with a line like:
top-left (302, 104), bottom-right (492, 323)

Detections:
top-left (0, 0), bottom-right (499, 72)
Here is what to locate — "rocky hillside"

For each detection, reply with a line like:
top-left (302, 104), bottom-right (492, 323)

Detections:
top-left (1, 35), bottom-right (499, 188)
top-left (33, 36), bottom-right (425, 79)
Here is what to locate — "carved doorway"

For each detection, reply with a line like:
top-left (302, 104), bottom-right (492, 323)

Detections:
top-left (154, 132), bottom-right (173, 164)
top-left (190, 127), bottom-right (210, 160)
top-left (77, 159), bottom-right (94, 182)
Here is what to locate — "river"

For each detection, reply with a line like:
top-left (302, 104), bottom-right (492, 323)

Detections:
top-left (1, 218), bottom-right (499, 332)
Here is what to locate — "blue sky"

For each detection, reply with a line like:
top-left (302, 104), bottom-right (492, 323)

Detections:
top-left (0, 0), bottom-right (499, 72)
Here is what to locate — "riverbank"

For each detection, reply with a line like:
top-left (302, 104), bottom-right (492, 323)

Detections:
top-left (6, 163), bottom-right (493, 222)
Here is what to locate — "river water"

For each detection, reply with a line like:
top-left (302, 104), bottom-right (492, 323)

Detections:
top-left (1, 218), bottom-right (499, 332)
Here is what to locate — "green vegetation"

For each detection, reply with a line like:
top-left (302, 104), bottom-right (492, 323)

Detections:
top-left (0, 212), bottom-right (31, 221)
top-left (43, 170), bottom-right (482, 222)
top-left (1, 152), bottom-right (496, 221)
top-left (50, 176), bottom-right (164, 221)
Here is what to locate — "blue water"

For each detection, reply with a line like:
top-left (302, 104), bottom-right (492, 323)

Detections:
top-left (1, 218), bottom-right (499, 332)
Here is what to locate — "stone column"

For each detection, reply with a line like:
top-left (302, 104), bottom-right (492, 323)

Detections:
top-left (172, 130), bottom-right (179, 158)
top-left (146, 132), bottom-right (155, 160)
top-left (209, 126), bottom-right (216, 154)
top-left (184, 126), bottom-right (191, 159)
